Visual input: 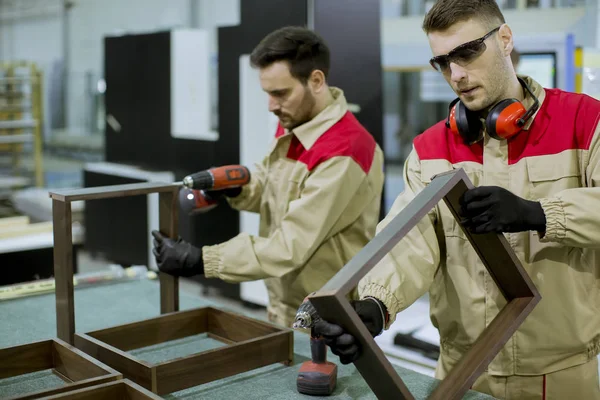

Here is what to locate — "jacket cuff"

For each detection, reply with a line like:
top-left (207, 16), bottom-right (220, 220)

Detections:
top-left (225, 185), bottom-right (252, 210)
top-left (202, 244), bottom-right (224, 279)
top-left (359, 283), bottom-right (403, 329)
top-left (538, 197), bottom-right (566, 242)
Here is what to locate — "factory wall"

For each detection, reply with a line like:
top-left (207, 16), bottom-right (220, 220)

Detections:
top-left (0, 0), bottom-right (240, 136)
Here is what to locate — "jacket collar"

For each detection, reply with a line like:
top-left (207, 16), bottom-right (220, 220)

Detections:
top-left (283, 86), bottom-right (348, 150)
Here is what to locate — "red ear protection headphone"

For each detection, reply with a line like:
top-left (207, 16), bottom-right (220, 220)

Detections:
top-left (446, 77), bottom-right (540, 145)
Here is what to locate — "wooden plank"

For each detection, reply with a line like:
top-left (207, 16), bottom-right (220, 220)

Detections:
top-left (441, 178), bottom-right (539, 300)
top-left (0, 339), bottom-right (52, 379)
top-left (39, 380), bottom-right (162, 400)
top-left (307, 168), bottom-right (542, 400)
top-left (154, 331), bottom-right (293, 395)
top-left (81, 308), bottom-right (208, 351)
top-left (318, 169), bottom-right (460, 295)
top-left (0, 339), bottom-right (120, 400)
top-left (74, 334), bottom-right (153, 391)
top-left (52, 338), bottom-right (121, 381)
top-left (208, 307), bottom-right (281, 342)
top-left (48, 182), bottom-right (178, 202)
top-left (0, 221), bottom-right (53, 239)
top-left (0, 215), bottom-right (29, 227)
top-left (309, 292), bottom-right (413, 399)
top-left (158, 190), bottom-right (179, 314)
top-left (429, 297), bottom-right (539, 400)
top-left (53, 199), bottom-right (75, 344)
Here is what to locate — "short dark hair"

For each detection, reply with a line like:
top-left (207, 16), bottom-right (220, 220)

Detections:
top-left (250, 26), bottom-right (330, 84)
top-left (422, 0), bottom-right (505, 34)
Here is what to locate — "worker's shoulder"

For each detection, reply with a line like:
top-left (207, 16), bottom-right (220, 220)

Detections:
top-left (544, 88), bottom-right (600, 147)
top-left (304, 112), bottom-right (378, 173)
top-left (411, 120), bottom-right (481, 164)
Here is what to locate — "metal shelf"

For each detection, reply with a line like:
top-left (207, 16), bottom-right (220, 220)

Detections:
top-left (0, 120), bottom-right (36, 129)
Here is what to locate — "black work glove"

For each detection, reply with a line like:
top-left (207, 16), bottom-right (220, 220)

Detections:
top-left (312, 298), bottom-right (387, 364)
top-left (204, 186), bottom-right (242, 200)
top-left (151, 230), bottom-right (204, 277)
top-left (459, 186), bottom-right (546, 234)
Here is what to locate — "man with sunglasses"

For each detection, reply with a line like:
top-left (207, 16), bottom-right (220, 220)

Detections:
top-left (313, 0), bottom-right (600, 399)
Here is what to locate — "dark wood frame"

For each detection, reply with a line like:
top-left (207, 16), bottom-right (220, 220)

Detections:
top-left (49, 182), bottom-right (181, 345)
top-left (74, 307), bottom-right (294, 395)
top-left (49, 182), bottom-right (294, 394)
top-left (0, 338), bottom-right (121, 400)
top-left (308, 168), bottom-right (541, 400)
top-left (41, 379), bottom-right (161, 400)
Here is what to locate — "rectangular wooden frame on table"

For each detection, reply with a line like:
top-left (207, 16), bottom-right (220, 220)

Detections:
top-left (307, 168), bottom-right (542, 400)
top-left (48, 182), bottom-right (294, 395)
top-left (0, 338), bottom-right (121, 400)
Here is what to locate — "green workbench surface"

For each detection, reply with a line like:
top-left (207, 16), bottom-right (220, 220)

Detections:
top-left (0, 279), bottom-right (496, 399)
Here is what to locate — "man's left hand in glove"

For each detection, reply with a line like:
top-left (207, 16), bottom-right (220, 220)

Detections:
top-left (151, 230), bottom-right (204, 277)
top-left (459, 186), bottom-right (546, 234)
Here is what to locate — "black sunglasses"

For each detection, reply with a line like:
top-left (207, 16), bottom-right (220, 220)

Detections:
top-left (429, 26), bottom-right (500, 72)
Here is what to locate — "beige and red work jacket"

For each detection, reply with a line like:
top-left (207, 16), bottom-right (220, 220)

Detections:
top-left (203, 87), bottom-right (385, 327)
top-left (359, 75), bottom-right (600, 376)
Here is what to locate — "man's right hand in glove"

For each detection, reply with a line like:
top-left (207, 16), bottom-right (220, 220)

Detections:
top-left (313, 297), bottom-right (387, 364)
top-left (151, 230), bottom-right (204, 277)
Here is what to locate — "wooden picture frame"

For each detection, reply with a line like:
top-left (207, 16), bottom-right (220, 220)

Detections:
top-left (0, 338), bottom-right (121, 400)
top-left (48, 182), bottom-right (181, 345)
top-left (307, 168), bottom-right (541, 400)
top-left (41, 379), bottom-right (161, 400)
top-left (74, 307), bottom-right (294, 395)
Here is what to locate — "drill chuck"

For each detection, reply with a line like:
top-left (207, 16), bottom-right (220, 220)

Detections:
top-left (182, 171), bottom-right (214, 190)
top-left (293, 296), bottom-right (320, 329)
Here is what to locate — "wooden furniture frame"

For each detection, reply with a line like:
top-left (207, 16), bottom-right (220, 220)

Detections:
top-left (308, 168), bottom-right (541, 400)
top-left (41, 379), bottom-right (161, 400)
top-left (74, 307), bottom-right (294, 395)
top-left (49, 182), bottom-right (181, 345)
top-left (0, 338), bottom-right (121, 400)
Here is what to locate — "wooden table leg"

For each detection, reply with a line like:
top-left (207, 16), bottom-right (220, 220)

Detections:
top-left (52, 199), bottom-right (75, 344)
top-left (158, 191), bottom-right (179, 314)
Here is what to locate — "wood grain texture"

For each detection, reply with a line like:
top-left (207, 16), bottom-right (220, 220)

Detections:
top-left (317, 170), bottom-right (460, 295)
top-left (74, 334), bottom-right (153, 391)
top-left (74, 307), bottom-right (294, 394)
top-left (208, 307), bottom-right (280, 342)
top-left (154, 331), bottom-right (293, 395)
top-left (309, 293), bottom-right (413, 400)
top-left (441, 178), bottom-right (540, 300)
top-left (428, 297), bottom-right (539, 400)
top-left (0, 339), bottom-right (120, 400)
top-left (158, 190), bottom-right (179, 314)
top-left (53, 199), bottom-right (75, 345)
top-left (81, 308), bottom-right (208, 351)
top-left (52, 339), bottom-right (121, 381)
top-left (48, 182), bottom-right (178, 202)
top-left (308, 168), bottom-right (541, 400)
top-left (40, 379), bottom-right (162, 400)
top-left (0, 340), bottom-right (52, 379)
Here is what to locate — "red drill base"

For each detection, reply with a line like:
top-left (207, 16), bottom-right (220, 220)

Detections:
top-left (296, 360), bottom-right (338, 396)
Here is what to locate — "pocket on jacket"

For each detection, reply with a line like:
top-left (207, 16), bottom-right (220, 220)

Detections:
top-left (526, 152), bottom-right (582, 199)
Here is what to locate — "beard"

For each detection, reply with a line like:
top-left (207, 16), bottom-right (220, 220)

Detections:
top-left (458, 48), bottom-right (512, 113)
top-left (275, 86), bottom-right (316, 130)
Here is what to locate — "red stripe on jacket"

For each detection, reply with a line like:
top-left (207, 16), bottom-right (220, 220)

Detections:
top-left (413, 89), bottom-right (600, 166)
top-left (275, 111), bottom-right (376, 173)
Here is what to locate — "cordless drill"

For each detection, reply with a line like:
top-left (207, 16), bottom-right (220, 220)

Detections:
top-left (178, 165), bottom-right (250, 214)
top-left (294, 296), bottom-right (338, 396)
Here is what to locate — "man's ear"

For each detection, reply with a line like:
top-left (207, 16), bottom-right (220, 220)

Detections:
top-left (309, 69), bottom-right (326, 93)
top-left (498, 23), bottom-right (514, 57)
